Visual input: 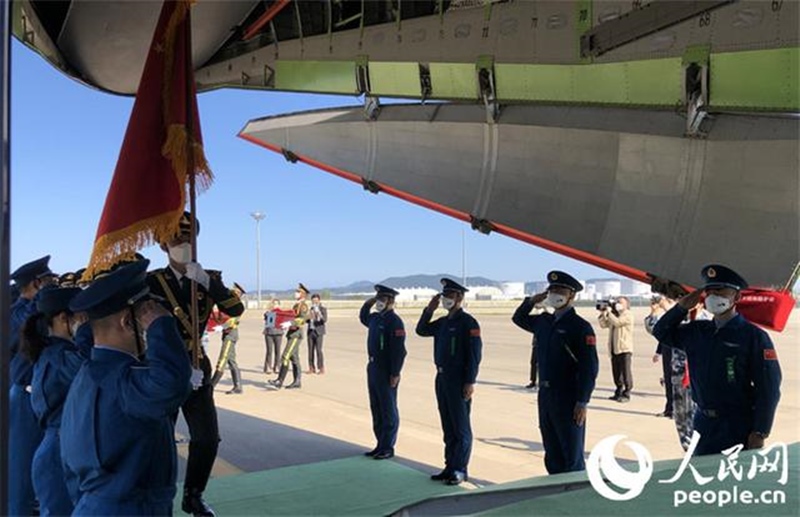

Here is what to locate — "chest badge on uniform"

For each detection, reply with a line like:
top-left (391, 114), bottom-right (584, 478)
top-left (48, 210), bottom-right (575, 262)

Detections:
top-left (725, 357), bottom-right (736, 383)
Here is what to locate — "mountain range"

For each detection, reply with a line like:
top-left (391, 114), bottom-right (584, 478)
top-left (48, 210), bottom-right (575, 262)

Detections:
top-left (260, 273), bottom-right (624, 296)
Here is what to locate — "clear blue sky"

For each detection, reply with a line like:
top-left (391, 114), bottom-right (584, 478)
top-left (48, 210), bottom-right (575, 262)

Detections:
top-left (11, 40), bottom-right (614, 291)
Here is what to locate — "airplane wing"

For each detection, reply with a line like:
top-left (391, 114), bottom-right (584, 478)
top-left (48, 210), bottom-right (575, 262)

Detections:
top-left (239, 103), bottom-right (799, 292)
top-left (13, 0), bottom-right (799, 106)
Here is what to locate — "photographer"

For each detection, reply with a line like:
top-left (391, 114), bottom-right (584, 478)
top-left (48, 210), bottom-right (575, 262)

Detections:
top-left (598, 297), bottom-right (634, 402)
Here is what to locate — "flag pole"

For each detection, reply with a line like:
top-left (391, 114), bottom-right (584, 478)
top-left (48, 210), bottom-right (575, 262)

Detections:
top-left (184, 3), bottom-right (200, 369)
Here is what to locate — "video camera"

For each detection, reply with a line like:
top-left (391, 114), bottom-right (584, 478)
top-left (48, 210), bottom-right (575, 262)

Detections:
top-left (595, 298), bottom-right (619, 316)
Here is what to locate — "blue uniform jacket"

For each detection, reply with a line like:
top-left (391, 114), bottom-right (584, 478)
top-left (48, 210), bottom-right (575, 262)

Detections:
top-left (60, 316), bottom-right (192, 508)
top-left (416, 308), bottom-right (482, 384)
top-left (512, 301), bottom-right (598, 406)
top-left (10, 296), bottom-right (38, 385)
top-left (653, 306), bottom-right (782, 435)
top-left (31, 337), bottom-right (84, 429)
top-left (359, 304), bottom-right (407, 376)
top-left (73, 322), bottom-right (95, 359)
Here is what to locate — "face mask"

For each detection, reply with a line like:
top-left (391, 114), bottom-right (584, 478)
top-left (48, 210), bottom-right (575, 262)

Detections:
top-left (312, 302), bottom-right (320, 308)
top-left (374, 300), bottom-right (386, 312)
top-left (294, 291), bottom-right (302, 300)
top-left (547, 292), bottom-right (568, 309)
top-left (168, 243), bottom-right (192, 264)
top-left (614, 303), bottom-right (624, 312)
top-left (441, 297), bottom-right (456, 310)
top-left (705, 294), bottom-right (733, 315)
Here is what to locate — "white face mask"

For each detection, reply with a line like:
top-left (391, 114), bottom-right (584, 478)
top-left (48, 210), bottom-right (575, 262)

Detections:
top-left (168, 243), bottom-right (192, 264)
top-left (294, 291), bottom-right (302, 300)
top-left (547, 292), bottom-right (568, 309)
top-left (441, 297), bottom-right (456, 310)
top-left (614, 303), bottom-right (624, 312)
top-left (705, 294), bottom-right (733, 315)
top-left (374, 300), bottom-right (386, 312)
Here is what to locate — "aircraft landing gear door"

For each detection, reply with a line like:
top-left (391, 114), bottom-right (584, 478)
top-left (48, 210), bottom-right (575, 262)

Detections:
top-left (684, 46), bottom-right (710, 137)
top-left (477, 56), bottom-right (498, 124)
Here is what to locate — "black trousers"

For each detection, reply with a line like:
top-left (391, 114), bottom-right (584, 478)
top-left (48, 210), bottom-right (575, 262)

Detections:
top-left (178, 354), bottom-right (220, 493)
top-left (264, 333), bottom-right (282, 373)
top-left (308, 331), bottom-right (325, 370)
top-left (611, 352), bottom-right (633, 397)
top-left (660, 346), bottom-right (674, 414)
top-left (529, 346), bottom-right (538, 384)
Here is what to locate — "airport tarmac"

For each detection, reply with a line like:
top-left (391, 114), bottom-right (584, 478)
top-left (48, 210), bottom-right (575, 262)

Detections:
top-left (178, 303), bottom-right (799, 487)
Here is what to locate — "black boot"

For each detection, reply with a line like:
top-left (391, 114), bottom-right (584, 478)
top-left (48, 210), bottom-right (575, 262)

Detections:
top-left (182, 488), bottom-right (215, 517)
top-left (226, 368), bottom-right (243, 394)
top-left (286, 362), bottom-right (301, 389)
top-left (268, 365), bottom-right (288, 389)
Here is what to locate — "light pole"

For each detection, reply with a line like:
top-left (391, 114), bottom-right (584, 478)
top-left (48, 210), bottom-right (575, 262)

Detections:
top-left (250, 211), bottom-right (266, 308)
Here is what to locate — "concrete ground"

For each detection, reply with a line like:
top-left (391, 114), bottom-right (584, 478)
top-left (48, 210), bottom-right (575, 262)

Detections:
top-left (177, 303), bottom-right (799, 487)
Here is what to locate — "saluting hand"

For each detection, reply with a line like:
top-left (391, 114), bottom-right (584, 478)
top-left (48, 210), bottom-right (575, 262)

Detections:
top-left (427, 294), bottom-right (441, 312)
top-left (678, 289), bottom-right (703, 311)
top-left (463, 383), bottom-right (474, 401)
top-left (529, 292), bottom-right (548, 305)
top-left (135, 300), bottom-right (170, 331)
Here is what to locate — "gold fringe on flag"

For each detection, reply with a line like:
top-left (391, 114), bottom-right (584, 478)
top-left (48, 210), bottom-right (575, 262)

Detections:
top-left (83, 209), bottom-right (185, 280)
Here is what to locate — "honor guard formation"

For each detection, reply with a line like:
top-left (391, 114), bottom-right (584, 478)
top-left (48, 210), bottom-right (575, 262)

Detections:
top-left (7, 220), bottom-right (784, 515)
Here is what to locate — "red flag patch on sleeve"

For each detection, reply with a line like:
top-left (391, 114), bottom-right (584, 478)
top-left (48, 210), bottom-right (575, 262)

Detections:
top-left (764, 349), bottom-right (778, 361)
top-left (394, 329), bottom-right (406, 337)
top-left (586, 335), bottom-right (596, 346)
top-left (470, 328), bottom-right (481, 337)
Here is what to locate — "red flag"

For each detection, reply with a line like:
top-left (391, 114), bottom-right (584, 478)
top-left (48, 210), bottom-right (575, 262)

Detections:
top-left (84, 0), bottom-right (212, 278)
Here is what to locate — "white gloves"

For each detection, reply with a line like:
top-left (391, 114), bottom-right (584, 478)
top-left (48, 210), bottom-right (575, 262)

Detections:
top-left (184, 262), bottom-right (210, 290)
top-left (213, 325), bottom-right (223, 333)
top-left (190, 367), bottom-right (204, 389)
top-left (280, 321), bottom-right (292, 330)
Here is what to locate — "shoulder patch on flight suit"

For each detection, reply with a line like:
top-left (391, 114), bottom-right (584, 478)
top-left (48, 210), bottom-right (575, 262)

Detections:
top-left (469, 328), bottom-right (481, 337)
top-left (586, 335), bottom-right (596, 346)
top-left (394, 329), bottom-right (406, 337)
top-left (764, 349), bottom-right (778, 360)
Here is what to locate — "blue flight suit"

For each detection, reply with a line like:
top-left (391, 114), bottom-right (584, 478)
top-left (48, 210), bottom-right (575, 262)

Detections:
top-left (512, 301), bottom-right (598, 474)
top-left (360, 302), bottom-right (407, 454)
top-left (653, 306), bottom-right (782, 455)
top-left (30, 336), bottom-right (85, 516)
top-left (60, 316), bottom-right (192, 515)
top-left (8, 295), bottom-right (45, 516)
top-left (416, 307), bottom-right (482, 476)
top-left (73, 321), bottom-right (95, 358)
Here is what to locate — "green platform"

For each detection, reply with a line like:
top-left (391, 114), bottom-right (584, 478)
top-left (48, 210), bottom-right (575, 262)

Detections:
top-left (179, 456), bottom-right (465, 515)
top-left (183, 444), bottom-right (798, 515)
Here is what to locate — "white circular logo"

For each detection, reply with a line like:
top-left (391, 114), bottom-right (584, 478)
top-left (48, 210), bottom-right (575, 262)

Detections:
top-left (587, 435), bottom-right (654, 501)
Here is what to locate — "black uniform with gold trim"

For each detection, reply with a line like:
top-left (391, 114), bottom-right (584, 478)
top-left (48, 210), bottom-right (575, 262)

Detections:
top-left (146, 265), bottom-right (243, 511)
